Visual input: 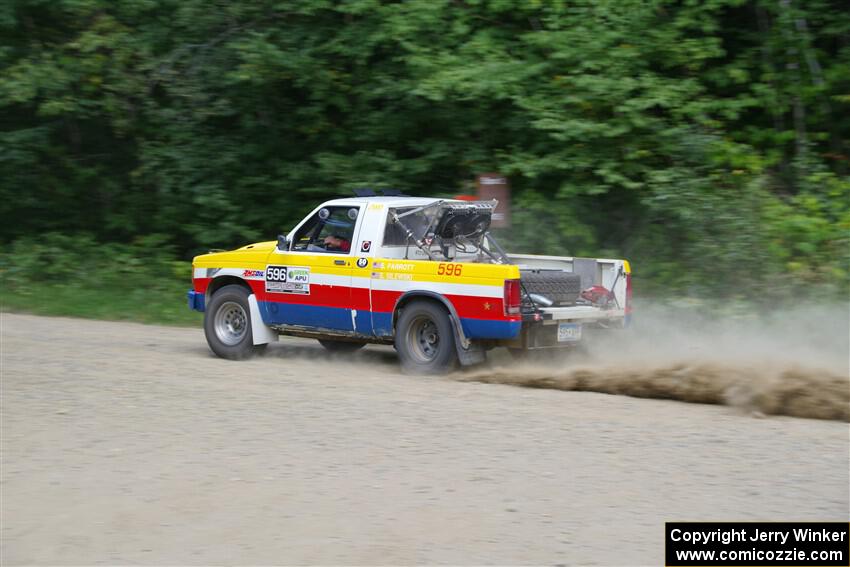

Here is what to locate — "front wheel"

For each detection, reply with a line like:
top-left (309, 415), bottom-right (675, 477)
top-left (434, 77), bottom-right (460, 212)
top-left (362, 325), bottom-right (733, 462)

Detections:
top-left (204, 284), bottom-right (266, 360)
top-left (394, 300), bottom-right (458, 375)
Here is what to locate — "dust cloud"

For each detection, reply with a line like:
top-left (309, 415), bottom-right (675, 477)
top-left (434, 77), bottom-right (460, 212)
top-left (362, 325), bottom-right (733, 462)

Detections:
top-left (462, 303), bottom-right (850, 421)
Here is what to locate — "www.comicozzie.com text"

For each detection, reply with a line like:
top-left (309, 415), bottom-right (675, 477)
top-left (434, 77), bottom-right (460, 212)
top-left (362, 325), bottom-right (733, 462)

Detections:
top-left (670, 526), bottom-right (847, 546)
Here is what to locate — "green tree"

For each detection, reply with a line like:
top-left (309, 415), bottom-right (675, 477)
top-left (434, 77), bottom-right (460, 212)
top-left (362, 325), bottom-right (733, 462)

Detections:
top-left (1, 0), bottom-right (847, 300)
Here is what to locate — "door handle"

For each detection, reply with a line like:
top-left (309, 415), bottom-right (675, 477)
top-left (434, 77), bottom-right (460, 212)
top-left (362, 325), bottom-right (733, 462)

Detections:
top-left (334, 260), bottom-right (346, 266)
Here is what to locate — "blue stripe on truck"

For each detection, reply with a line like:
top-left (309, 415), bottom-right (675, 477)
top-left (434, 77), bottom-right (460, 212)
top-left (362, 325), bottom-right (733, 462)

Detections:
top-left (460, 318), bottom-right (522, 340)
top-left (258, 301), bottom-right (521, 340)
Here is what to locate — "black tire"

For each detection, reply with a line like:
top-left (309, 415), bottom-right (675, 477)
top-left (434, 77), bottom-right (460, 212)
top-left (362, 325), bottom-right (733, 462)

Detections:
top-left (394, 300), bottom-right (458, 375)
top-left (318, 339), bottom-right (366, 353)
top-left (520, 270), bottom-right (582, 306)
top-left (203, 284), bottom-right (266, 360)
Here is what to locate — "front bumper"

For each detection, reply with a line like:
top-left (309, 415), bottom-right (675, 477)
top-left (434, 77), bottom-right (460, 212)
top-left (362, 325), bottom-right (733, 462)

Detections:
top-left (187, 290), bottom-right (205, 312)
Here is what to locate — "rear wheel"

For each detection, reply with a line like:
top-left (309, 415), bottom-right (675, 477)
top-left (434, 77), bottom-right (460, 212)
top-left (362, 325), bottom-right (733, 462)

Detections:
top-left (318, 339), bottom-right (366, 353)
top-left (395, 300), bottom-right (457, 375)
top-left (204, 284), bottom-right (266, 360)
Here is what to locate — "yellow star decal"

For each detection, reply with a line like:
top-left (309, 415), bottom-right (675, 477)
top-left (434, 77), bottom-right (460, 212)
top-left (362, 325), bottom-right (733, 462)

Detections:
top-left (483, 302), bottom-right (491, 311)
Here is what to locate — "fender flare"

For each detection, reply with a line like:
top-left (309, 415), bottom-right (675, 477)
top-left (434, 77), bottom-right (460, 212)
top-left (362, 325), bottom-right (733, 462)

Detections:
top-left (392, 291), bottom-right (485, 366)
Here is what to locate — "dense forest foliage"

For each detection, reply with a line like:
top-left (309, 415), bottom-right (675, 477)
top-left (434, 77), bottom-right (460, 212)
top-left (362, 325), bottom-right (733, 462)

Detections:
top-left (2, 0), bottom-right (848, 301)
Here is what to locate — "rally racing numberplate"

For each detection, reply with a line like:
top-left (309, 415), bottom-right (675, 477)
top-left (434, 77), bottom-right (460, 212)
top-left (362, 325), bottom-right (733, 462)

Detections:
top-left (557, 323), bottom-right (582, 342)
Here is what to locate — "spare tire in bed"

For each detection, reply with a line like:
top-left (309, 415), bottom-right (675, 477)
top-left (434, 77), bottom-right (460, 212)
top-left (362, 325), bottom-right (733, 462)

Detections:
top-left (520, 270), bottom-right (583, 306)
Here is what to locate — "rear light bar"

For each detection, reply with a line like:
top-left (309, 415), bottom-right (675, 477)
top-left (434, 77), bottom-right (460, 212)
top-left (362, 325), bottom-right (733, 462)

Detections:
top-left (504, 279), bottom-right (521, 316)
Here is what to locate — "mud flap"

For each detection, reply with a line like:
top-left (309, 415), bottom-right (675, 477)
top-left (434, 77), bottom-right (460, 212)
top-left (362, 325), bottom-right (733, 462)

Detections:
top-left (248, 294), bottom-right (278, 345)
top-left (455, 340), bottom-right (486, 366)
top-left (450, 319), bottom-right (486, 366)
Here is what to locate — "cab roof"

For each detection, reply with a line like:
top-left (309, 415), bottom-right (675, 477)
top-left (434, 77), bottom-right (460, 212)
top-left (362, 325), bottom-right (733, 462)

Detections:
top-left (321, 196), bottom-right (450, 208)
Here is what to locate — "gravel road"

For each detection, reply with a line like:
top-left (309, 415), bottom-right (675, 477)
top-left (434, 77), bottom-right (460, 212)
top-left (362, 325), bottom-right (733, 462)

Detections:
top-left (2, 313), bottom-right (848, 565)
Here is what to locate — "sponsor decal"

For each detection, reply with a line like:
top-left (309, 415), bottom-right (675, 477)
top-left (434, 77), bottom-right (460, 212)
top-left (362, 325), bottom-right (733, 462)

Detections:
top-left (265, 265), bottom-right (311, 294)
top-left (243, 269), bottom-right (265, 278)
top-left (360, 240), bottom-right (372, 252)
top-left (373, 261), bottom-right (383, 269)
top-left (356, 257), bottom-right (369, 268)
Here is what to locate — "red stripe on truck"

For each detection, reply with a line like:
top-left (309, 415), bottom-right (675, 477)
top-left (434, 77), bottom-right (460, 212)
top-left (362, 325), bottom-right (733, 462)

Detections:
top-left (195, 277), bottom-right (518, 323)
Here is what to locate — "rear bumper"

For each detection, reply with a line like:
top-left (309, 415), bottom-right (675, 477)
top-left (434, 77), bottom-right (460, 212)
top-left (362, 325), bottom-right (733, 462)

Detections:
top-left (504, 309), bottom-right (626, 350)
top-left (534, 305), bottom-right (626, 321)
top-left (187, 290), bottom-right (205, 312)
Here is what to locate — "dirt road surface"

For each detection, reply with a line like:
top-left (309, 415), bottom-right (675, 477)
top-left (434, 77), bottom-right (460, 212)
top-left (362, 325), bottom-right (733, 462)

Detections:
top-left (2, 313), bottom-right (848, 565)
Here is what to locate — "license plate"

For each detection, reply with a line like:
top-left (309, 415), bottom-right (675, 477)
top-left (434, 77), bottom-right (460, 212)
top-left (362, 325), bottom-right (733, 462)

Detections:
top-left (557, 323), bottom-right (582, 342)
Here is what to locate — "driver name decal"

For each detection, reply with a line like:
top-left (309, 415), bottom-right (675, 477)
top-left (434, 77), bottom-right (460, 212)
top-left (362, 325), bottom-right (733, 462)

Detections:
top-left (265, 265), bottom-right (311, 294)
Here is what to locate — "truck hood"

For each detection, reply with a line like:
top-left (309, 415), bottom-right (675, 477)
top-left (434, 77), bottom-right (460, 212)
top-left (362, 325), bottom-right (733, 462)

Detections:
top-left (193, 240), bottom-right (277, 266)
top-left (233, 241), bottom-right (277, 253)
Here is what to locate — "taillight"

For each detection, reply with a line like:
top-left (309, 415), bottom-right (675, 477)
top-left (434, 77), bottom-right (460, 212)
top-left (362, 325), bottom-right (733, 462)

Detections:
top-left (504, 279), bottom-right (521, 316)
top-left (625, 271), bottom-right (633, 315)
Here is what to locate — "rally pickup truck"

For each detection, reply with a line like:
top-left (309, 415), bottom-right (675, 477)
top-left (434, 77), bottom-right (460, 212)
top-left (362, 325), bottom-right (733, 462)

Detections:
top-left (188, 194), bottom-right (631, 374)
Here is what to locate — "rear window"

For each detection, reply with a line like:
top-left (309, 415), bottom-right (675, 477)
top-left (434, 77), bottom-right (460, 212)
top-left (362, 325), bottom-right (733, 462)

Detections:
top-left (382, 206), bottom-right (439, 246)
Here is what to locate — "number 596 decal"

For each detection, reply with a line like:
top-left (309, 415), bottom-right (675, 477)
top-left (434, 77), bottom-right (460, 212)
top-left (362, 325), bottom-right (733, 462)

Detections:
top-left (437, 263), bottom-right (463, 276)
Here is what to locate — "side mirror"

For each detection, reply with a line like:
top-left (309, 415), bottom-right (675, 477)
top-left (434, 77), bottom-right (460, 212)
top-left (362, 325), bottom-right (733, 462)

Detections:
top-left (277, 234), bottom-right (288, 251)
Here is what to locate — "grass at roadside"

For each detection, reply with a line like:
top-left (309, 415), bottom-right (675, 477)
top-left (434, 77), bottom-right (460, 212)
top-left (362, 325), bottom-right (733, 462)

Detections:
top-left (1, 282), bottom-right (201, 326)
top-left (1, 233), bottom-right (202, 326)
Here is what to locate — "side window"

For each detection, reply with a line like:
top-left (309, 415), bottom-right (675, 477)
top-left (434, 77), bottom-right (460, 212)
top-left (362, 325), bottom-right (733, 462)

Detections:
top-left (291, 206), bottom-right (359, 254)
